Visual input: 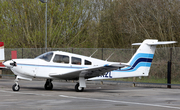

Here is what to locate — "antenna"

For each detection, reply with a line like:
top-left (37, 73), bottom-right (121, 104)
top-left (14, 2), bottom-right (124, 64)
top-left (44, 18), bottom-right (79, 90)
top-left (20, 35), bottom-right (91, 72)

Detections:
top-left (106, 52), bottom-right (114, 61)
top-left (90, 49), bottom-right (98, 57)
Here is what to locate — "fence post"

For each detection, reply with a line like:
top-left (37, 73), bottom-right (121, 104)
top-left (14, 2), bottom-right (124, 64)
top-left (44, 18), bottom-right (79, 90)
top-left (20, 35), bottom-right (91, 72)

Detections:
top-left (167, 48), bottom-right (172, 88)
top-left (101, 48), bottom-right (103, 60)
top-left (72, 48), bottom-right (73, 53)
top-left (22, 48), bottom-right (23, 58)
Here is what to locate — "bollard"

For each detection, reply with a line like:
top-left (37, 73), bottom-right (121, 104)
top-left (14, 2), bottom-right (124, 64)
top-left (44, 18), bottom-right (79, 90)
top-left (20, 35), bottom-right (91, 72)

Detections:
top-left (100, 81), bottom-right (103, 85)
top-left (167, 61), bottom-right (171, 88)
top-left (132, 77), bottom-right (136, 87)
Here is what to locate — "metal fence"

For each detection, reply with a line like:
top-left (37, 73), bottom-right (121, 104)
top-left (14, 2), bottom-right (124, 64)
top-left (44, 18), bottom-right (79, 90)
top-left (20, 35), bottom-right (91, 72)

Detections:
top-left (3, 47), bottom-right (180, 84)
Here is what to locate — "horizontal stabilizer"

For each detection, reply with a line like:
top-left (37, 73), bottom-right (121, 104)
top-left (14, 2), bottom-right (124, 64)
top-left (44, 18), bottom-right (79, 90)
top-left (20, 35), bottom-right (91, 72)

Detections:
top-left (132, 43), bottom-right (142, 45)
top-left (147, 41), bottom-right (177, 45)
top-left (132, 41), bottom-right (177, 46)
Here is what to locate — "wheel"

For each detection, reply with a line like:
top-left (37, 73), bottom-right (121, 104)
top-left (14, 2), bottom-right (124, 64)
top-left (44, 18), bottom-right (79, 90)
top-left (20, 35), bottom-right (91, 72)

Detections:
top-left (44, 82), bottom-right (53, 90)
top-left (75, 83), bottom-right (84, 92)
top-left (12, 84), bottom-right (20, 91)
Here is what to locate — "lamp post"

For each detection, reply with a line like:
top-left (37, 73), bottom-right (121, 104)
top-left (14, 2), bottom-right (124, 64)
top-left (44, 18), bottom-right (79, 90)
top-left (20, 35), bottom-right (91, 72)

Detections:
top-left (40, 0), bottom-right (47, 52)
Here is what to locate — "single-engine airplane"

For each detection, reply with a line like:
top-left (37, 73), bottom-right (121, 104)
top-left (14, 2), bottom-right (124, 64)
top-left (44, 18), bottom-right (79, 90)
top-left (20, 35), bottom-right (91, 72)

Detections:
top-left (1, 39), bottom-right (177, 92)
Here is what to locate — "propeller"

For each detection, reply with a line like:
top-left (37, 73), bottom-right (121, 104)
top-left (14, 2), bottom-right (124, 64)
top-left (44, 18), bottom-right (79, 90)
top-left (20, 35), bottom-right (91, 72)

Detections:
top-left (3, 60), bottom-right (16, 68)
top-left (10, 60), bottom-right (16, 66)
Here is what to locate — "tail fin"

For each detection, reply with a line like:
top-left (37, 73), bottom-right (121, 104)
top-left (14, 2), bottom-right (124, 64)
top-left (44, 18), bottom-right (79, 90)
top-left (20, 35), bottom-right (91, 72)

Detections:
top-left (89, 39), bottom-right (177, 80)
top-left (0, 42), bottom-right (5, 68)
top-left (119, 39), bottom-right (176, 78)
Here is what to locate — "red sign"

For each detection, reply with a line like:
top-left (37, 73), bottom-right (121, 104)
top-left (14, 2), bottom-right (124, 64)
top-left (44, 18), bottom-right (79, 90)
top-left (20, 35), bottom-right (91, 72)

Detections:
top-left (0, 42), bottom-right (4, 47)
top-left (11, 51), bottom-right (17, 59)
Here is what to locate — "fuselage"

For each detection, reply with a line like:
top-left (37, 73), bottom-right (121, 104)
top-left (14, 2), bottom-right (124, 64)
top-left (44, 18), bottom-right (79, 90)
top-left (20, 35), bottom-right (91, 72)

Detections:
top-left (5, 51), bottom-right (116, 80)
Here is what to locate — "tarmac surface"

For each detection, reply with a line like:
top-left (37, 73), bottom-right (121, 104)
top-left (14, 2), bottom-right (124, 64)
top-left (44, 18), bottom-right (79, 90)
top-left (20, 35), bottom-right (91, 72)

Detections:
top-left (0, 78), bottom-right (180, 110)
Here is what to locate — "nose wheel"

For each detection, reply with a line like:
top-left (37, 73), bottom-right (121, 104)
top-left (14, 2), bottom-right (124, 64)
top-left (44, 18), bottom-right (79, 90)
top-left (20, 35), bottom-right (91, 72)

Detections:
top-left (12, 83), bottom-right (20, 91)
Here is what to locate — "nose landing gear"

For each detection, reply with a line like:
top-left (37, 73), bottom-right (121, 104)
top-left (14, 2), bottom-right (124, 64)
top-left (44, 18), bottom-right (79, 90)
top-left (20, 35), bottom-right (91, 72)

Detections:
top-left (12, 77), bottom-right (20, 91)
top-left (12, 83), bottom-right (20, 91)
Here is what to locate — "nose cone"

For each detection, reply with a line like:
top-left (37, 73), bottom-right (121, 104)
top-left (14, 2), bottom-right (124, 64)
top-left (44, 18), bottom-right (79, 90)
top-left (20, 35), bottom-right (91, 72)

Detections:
top-left (3, 60), bottom-right (16, 68)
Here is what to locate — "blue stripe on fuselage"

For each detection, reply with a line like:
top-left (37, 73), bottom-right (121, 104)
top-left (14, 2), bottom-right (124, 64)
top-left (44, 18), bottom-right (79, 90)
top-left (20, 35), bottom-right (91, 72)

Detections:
top-left (17, 63), bottom-right (84, 69)
top-left (130, 53), bottom-right (154, 66)
top-left (116, 53), bottom-right (154, 72)
top-left (113, 62), bottom-right (152, 72)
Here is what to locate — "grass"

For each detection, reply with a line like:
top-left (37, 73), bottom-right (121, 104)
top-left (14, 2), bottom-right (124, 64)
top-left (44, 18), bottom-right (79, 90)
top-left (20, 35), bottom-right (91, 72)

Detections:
top-left (111, 77), bottom-right (180, 85)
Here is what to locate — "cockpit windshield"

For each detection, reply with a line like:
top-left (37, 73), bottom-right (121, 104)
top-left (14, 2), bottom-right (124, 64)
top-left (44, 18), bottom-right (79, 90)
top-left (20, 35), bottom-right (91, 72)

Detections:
top-left (35, 52), bottom-right (53, 62)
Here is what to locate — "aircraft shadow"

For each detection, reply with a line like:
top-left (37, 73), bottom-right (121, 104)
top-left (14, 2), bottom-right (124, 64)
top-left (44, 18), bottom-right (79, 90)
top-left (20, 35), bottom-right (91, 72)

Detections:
top-left (21, 86), bottom-right (126, 93)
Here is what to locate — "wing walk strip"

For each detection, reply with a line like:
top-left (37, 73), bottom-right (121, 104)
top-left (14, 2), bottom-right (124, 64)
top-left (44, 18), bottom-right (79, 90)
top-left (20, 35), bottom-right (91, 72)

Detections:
top-left (0, 90), bottom-right (179, 109)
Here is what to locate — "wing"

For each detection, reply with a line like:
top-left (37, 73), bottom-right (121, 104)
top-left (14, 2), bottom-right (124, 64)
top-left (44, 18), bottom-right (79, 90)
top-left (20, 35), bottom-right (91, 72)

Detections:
top-left (49, 64), bottom-right (129, 80)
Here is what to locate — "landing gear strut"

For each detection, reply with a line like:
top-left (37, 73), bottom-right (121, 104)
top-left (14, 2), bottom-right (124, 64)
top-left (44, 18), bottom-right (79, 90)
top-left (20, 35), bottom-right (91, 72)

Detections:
top-left (75, 83), bottom-right (84, 92)
top-left (44, 79), bottom-right (53, 90)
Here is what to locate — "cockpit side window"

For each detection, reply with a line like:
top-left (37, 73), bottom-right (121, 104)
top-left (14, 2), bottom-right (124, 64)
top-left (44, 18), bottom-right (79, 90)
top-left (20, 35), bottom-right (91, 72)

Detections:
top-left (85, 60), bottom-right (92, 65)
top-left (72, 57), bottom-right (81, 65)
top-left (35, 52), bottom-right (53, 62)
top-left (53, 54), bottom-right (69, 64)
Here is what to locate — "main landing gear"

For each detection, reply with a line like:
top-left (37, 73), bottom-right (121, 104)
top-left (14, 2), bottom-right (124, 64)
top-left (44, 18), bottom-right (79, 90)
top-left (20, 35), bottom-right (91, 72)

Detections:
top-left (75, 83), bottom-right (84, 92)
top-left (74, 76), bottom-right (86, 92)
top-left (44, 79), bottom-right (53, 90)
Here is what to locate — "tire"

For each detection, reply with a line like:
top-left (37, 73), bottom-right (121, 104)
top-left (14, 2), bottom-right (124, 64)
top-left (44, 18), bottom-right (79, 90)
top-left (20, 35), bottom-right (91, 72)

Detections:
top-left (44, 82), bottom-right (53, 90)
top-left (12, 84), bottom-right (20, 91)
top-left (75, 83), bottom-right (84, 92)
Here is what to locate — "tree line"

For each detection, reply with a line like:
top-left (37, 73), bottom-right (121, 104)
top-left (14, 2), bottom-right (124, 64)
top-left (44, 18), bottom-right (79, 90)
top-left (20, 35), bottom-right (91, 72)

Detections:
top-left (0, 0), bottom-right (179, 48)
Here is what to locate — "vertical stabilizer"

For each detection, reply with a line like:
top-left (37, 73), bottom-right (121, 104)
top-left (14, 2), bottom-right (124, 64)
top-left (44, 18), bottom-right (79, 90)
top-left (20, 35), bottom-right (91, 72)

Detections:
top-left (126, 39), bottom-right (177, 76)
top-left (90, 39), bottom-right (177, 80)
top-left (125, 39), bottom-right (158, 76)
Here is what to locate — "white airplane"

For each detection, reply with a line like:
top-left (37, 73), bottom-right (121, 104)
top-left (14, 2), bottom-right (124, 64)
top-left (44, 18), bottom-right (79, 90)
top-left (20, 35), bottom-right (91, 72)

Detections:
top-left (1, 39), bottom-right (177, 92)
